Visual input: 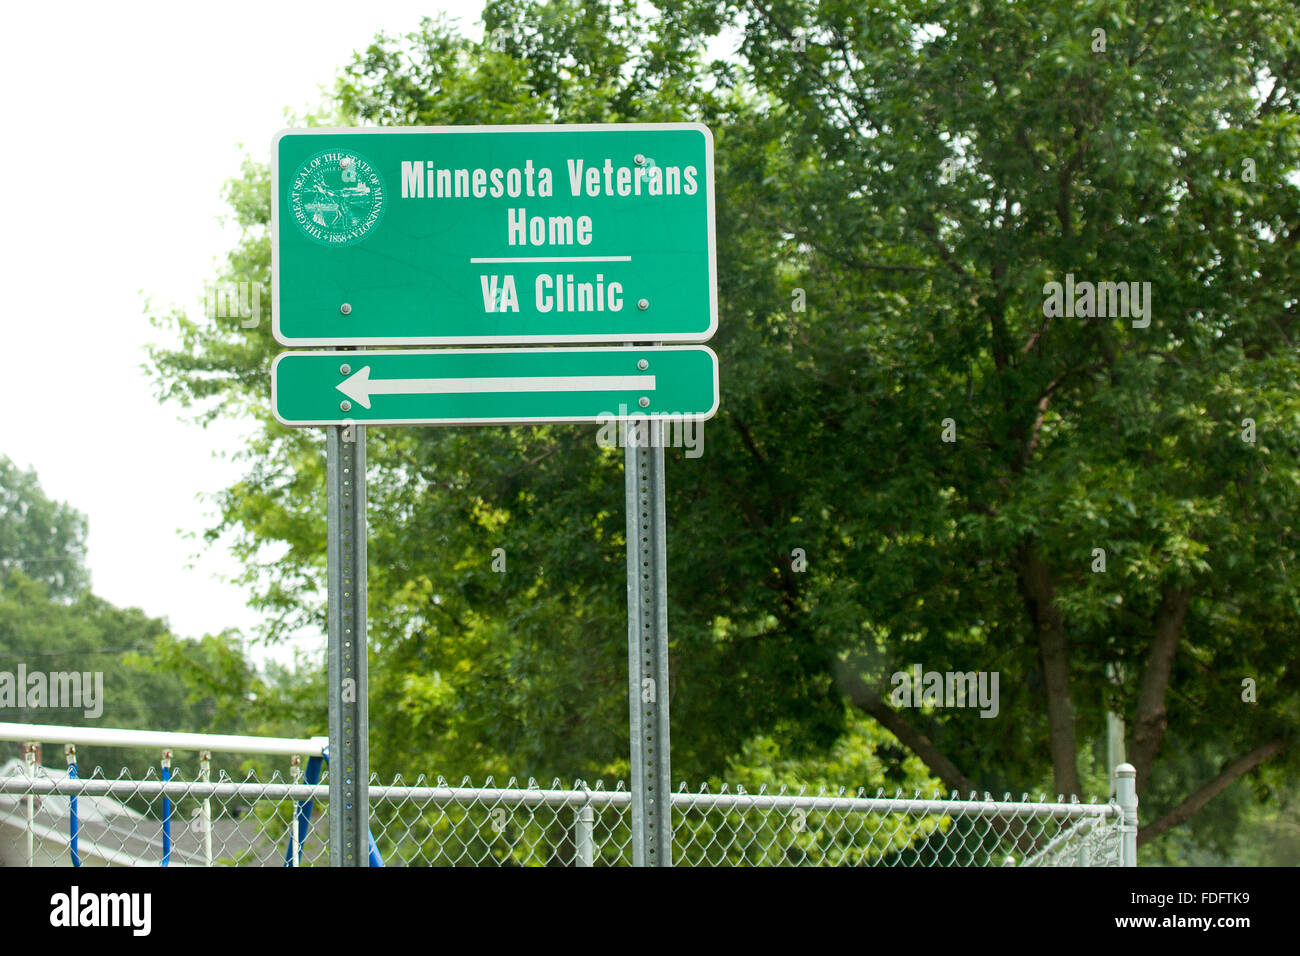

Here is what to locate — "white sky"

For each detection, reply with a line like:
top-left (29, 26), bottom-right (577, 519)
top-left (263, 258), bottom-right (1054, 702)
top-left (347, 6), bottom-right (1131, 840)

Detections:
top-left (0, 1), bottom-right (486, 659)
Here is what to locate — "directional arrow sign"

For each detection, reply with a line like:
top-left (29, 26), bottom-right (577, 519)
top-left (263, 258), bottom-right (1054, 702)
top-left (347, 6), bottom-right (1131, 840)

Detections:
top-left (272, 347), bottom-right (719, 426)
top-left (272, 124), bottom-right (715, 346)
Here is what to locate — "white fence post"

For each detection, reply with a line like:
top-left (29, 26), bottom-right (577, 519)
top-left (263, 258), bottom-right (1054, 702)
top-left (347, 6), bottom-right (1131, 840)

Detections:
top-left (290, 754), bottom-right (302, 868)
top-left (575, 804), bottom-right (595, 867)
top-left (1116, 762), bottom-right (1139, 867)
top-left (23, 742), bottom-right (36, 867)
top-left (200, 750), bottom-right (213, 867)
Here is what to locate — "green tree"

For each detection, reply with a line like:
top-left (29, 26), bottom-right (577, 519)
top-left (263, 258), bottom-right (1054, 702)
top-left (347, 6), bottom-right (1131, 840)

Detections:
top-left (149, 0), bottom-right (1300, 859)
top-left (1, 570), bottom-right (189, 773)
top-left (150, 6), bottom-right (818, 785)
top-left (662, 0), bottom-right (1300, 854)
top-left (0, 462), bottom-right (295, 781)
top-left (0, 455), bottom-right (89, 599)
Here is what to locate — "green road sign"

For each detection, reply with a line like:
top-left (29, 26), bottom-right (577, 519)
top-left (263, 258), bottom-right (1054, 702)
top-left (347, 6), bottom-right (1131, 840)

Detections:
top-left (272, 347), bottom-right (719, 426)
top-left (272, 124), bottom-right (716, 346)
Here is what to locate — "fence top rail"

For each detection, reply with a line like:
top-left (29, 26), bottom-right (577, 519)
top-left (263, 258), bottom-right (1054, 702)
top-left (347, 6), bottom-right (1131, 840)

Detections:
top-left (668, 791), bottom-right (1119, 818)
top-left (0, 721), bottom-right (329, 757)
top-left (0, 774), bottom-right (1120, 819)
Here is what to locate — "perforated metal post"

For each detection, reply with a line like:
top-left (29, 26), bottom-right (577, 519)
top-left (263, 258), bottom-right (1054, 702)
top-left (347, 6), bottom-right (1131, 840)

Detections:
top-left (327, 422), bottom-right (369, 866)
top-left (624, 415), bottom-right (672, 866)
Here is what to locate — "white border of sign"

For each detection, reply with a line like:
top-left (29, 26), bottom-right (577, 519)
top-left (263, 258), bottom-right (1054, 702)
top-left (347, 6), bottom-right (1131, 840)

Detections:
top-left (271, 124), bottom-right (717, 347)
top-left (271, 346), bottom-right (720, 427)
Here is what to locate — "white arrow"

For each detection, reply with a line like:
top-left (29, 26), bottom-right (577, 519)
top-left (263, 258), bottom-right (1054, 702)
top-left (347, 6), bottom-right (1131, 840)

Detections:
top-left (336, 366), bottom-right (657, 409)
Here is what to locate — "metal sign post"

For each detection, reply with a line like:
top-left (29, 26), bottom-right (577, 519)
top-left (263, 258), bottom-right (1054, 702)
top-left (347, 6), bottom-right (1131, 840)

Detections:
top-left (625, 416), bottom-right (672, 866)
top-left (326, 421), bottom-right (369, 866)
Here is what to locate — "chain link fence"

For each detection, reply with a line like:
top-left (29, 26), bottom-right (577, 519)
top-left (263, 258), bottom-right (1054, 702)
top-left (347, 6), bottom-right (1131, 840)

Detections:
top-left (0, 761), bottom-right (1127, 867)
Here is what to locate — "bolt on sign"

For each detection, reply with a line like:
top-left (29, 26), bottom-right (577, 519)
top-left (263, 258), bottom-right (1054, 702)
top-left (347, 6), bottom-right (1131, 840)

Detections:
top-left (271, 124), bottom-right (716, 346)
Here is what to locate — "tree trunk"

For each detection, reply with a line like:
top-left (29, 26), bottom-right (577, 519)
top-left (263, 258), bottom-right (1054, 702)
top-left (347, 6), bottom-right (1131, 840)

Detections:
top-left (839, 667), bottom-right (980, 796)
top-left (1014, 541), bottom-right (1081, 797)
top-left (1140, 739), bottom-right (1286, 844)
top-left (1130, 586), bottom-right (1191, 793)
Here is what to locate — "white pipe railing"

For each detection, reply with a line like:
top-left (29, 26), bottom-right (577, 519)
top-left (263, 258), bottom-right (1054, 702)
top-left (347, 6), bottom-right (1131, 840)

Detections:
top-left (0, 722), bottom-right (327, 757)
top-left (1, 721), bottom-right (327, 868)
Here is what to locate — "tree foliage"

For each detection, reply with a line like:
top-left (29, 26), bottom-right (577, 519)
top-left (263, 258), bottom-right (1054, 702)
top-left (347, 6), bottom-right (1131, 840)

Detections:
top-left (0, 456), bottom-right (89, 599)
top-left (0, 462), bottom-right (300, 779)
top-left (148, 0), bottom-right (1300, 856)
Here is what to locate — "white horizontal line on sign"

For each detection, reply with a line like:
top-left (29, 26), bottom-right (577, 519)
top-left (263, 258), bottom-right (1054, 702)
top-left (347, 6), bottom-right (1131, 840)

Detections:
top-left (365, 374), bottom-right (655, 394)
top-left (468, 255), bottom-right (633, 263)
top-left (336, 367), bottom-right (658, 409)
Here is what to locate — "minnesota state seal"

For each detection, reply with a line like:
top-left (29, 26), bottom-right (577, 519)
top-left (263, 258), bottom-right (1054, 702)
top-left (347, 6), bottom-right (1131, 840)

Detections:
top-left (288, 149), bottom-right (386, 246)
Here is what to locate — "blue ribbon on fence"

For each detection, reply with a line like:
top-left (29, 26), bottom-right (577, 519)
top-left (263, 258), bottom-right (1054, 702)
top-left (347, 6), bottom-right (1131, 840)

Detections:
top-left (67, 759), bottom-right (79, 868)
top-left (282, 749), bottom-right (384, 867)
